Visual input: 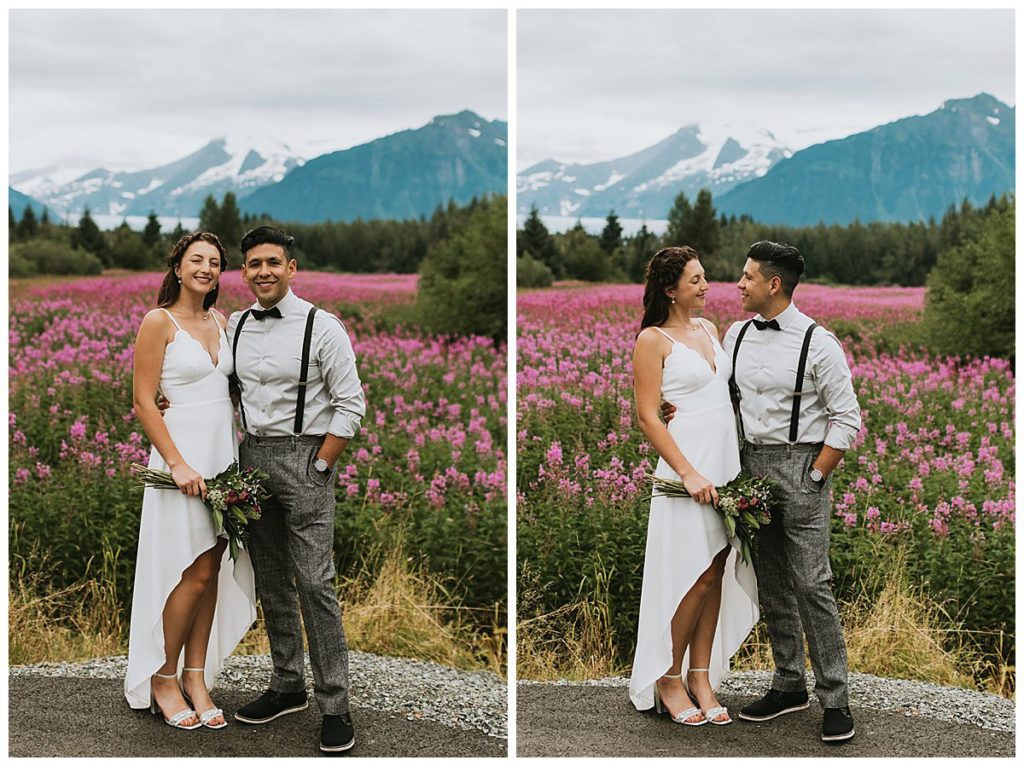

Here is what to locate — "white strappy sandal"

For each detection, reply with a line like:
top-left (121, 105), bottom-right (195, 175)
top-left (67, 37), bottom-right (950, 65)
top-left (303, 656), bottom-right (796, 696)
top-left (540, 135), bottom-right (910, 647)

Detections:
top-left (181, 667), bottom-right (227, 729)
top-left (687, 668), bottom-right (732, 725)
top-left (150, 671), bottom-right (201, 730)
top-left (653, 672), bottom-right (707, 726)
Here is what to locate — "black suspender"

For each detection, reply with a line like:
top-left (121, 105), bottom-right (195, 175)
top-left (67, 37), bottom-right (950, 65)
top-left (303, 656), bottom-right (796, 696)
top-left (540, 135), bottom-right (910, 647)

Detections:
top-left (728, 320), bottom-right (754, 442)
top-left (231, 309), bottom-right (252, 431)
top-left (231, 305), bottom-right (319, 436)
top-left (294, 307), bottom-right (318, 435)
top-left (731, 320), bottom-right (818, 444)
top-left (790, 323), bottom-right (818, 443)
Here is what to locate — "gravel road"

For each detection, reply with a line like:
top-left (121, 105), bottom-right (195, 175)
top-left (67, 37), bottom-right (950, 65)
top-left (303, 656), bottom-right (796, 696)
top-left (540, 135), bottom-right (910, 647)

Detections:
top-left (9, 651), bottom-right (507, 758)
top-left (516, 671), bottom-right (1015, 758)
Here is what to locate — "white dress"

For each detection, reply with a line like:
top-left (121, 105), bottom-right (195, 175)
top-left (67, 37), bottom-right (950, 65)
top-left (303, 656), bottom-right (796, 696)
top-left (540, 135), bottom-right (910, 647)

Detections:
top-left (124, 309), bottom-right (257, 710)
top-left (629, 324), bottom-right (759, 710)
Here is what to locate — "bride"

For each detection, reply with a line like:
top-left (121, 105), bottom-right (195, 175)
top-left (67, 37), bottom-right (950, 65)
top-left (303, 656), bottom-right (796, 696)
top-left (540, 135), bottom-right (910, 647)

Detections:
top-left (124, 232), bottom-right (256, 728)
top-left (628, 246), bottom-right (758, 726)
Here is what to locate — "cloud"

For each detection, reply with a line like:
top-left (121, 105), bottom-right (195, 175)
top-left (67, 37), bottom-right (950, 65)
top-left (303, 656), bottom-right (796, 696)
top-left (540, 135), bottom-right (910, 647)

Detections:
top-left (517, 9), bottom-right (1014, 166)
top-left (10, 9), bottom-right (507, 172)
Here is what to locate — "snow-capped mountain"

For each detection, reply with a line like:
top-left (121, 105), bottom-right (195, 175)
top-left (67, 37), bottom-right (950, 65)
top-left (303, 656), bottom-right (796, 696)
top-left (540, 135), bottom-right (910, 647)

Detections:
top-left (717, 93), bottom-right (1015, 225)
top-left (13, 138), bottom-right (303, 219)
top-left (517, 124), bottom-right (790, 219)
top-left (240, 110), bottom-right (508, 223)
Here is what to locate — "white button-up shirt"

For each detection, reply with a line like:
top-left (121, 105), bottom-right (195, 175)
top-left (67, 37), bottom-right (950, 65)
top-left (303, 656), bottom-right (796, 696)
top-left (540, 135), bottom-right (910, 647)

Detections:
top-left (722, 302), bottom-right (861, 450)
top-left (227, 289), bottom-right (365, 438)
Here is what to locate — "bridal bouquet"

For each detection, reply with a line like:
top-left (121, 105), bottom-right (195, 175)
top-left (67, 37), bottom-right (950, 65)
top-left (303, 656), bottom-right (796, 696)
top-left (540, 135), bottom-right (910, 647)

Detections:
top-left (648, 472), bottom-right (776, 565)
top-left (131, 462), bottom-right (271, 562)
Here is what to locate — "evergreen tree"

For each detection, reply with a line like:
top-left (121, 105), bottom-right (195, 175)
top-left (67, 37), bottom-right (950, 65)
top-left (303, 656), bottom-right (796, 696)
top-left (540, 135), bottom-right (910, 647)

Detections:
top-left (198, 195), bottom-right (220, 233)
top-left (664, 191), bottom-right (693, 247)
top-left (924, 201), bottom-right (1014, 362)
top-left (663, 188), bottom-right (719, 254)
top-left (108, 222), bottom-right (153, 270)
top-left (517, 205), bottom-right (560, 276)
top-left (218, 192), bottom-right (243, 256)
top-left (70, 208), bottom-right (109, 266)
top-left (9, 206), bottom-right (18, 242)
top-left (170, 220), bottom-right (187, 242)
top-left (417, 195), bottom-right (507, 344)
top-left (689, 188), bottom-right (720, 254)
top-left (560, 223), bottom-right (611, 281)
top-left (599, 210), bottom-right (623, 254)
top-left (16, 205), bottom-right (39, 240)
top-left (142, 211), bottom-right (161, 247)
top-left (626, 223), bottom-right (658, 282)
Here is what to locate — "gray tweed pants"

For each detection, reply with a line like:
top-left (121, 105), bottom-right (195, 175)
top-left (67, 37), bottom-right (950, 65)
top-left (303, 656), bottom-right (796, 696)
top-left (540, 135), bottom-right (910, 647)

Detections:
top-left (239, 433), bottom-right (349, 715)
top-left (742, 441), bottom-right (849, 708)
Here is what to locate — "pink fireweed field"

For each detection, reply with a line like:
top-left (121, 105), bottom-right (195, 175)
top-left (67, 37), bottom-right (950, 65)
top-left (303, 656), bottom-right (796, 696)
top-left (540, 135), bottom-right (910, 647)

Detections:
top-left (10, 271), bottom-right (507, 618)
top-left (517, 281), bottom-right (1014, 680)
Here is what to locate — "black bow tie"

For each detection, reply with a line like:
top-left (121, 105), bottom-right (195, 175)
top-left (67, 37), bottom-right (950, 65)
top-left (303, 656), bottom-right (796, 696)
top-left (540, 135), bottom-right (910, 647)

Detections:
top-left (251, 306), bottom-right (283, 321)
top-left (752, 318), bottom-right (781, 331)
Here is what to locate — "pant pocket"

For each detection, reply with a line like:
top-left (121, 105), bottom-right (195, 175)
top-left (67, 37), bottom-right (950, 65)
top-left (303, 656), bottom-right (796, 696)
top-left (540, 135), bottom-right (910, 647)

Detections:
top-left (305, 444), bottom-right (335, 487)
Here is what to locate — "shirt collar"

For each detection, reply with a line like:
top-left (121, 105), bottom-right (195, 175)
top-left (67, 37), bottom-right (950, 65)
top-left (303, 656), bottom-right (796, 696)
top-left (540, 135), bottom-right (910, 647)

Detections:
top-left (756, 301), bottom-right (800, 330)
top-left (250, 288), bottom-right (298, 316)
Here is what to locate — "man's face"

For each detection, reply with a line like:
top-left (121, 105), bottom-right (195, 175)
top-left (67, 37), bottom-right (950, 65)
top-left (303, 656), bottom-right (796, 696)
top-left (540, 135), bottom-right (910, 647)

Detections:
top-left (242, 243), bottom-right (296, 307)
top-left (737, 258), bottom-right (773, 314)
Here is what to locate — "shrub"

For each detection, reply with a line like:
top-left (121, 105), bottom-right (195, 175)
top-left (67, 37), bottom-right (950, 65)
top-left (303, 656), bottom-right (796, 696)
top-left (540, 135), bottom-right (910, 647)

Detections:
top-left (923, 203), bottom-right (1014, 363)
top-left (517, 253), bottom-right (554, 288)
top-left (9, 246), bottom-right (38, 278)
top-left (10, 240), bottom-right (102, 275)
top-left (560, 226), bottom-right (614, 282)
top-left (416, 195), bottom-right (506, 343)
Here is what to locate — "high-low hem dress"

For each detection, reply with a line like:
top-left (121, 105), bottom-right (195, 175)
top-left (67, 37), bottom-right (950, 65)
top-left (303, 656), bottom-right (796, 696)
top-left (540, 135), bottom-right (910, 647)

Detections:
top-left (124, 309), bottom-right (257, 710)
top-left (629, 324), bottom-right (759, 711)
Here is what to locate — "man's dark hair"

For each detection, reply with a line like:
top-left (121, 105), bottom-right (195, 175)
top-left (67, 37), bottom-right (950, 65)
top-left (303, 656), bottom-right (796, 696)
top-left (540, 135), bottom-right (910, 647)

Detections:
top-left (240, 225), bottom-right (295, 258)
top-left (746, 240), bottom-right (804, 296)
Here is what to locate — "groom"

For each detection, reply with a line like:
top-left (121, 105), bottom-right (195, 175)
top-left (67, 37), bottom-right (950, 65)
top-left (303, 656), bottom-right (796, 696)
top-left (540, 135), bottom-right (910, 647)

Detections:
top-left (723, 241), bottom-right (861, 743)
top-left (227, 226), bottom-right (365, 753)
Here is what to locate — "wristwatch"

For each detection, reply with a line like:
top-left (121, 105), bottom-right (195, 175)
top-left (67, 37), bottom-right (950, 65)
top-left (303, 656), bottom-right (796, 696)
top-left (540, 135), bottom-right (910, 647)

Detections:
top-left (313, 456), bottom-right (330, 473)
top-left (809, 467), bottom-right (825, 484)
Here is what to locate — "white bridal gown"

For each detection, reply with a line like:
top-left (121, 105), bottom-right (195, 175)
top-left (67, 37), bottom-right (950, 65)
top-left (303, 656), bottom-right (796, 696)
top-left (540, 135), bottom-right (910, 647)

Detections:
top-left (124, 310), bottom-right (257, 710)
top-left (629, 324), bottom-right (759, 711)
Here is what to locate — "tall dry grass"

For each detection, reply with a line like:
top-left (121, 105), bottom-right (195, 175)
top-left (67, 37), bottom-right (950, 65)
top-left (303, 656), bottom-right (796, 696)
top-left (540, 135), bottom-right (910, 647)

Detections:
top-left (517, 561), bottom-right (623, 681)
top-left (9, 547), bottom-right (125, 665)
top-left (10, 532), bottom-right (504, 675)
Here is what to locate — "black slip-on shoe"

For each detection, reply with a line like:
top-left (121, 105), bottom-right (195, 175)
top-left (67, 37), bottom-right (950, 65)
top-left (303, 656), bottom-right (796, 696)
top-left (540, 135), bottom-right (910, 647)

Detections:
top-left (738, 689), bottom-right (810, 721)
top-left (320, 713), bottom-right (355, 753)
top-left (233, 689), bottom-right (309, 724)
top-left (821, 706), bottom-right (855, 742)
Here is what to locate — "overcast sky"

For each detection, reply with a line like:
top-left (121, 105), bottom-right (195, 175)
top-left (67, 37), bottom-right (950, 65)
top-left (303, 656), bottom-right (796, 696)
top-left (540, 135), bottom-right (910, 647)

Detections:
top-left (10, 9), bottom-right (507, 174)
top-left (518, 9), bottom-right (1015, 168)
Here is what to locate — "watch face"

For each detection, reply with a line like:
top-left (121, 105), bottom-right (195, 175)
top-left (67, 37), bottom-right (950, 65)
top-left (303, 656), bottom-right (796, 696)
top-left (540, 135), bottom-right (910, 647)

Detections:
top-left (314, 458), bottom-right (329, 472)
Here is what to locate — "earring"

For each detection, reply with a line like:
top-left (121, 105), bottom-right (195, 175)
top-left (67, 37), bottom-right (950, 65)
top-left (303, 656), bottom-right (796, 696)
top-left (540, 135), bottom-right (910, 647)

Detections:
top-left (177, 278), bottom-right (182, 284)
top-left (671, 298), bottom-right (676, 304)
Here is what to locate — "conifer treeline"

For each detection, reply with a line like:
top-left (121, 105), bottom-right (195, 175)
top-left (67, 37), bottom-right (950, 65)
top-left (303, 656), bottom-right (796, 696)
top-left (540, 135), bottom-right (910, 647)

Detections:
top-left (517, 189), bottom-right (1014, 287)
top-left (9, 192), bottom-right (489, 276)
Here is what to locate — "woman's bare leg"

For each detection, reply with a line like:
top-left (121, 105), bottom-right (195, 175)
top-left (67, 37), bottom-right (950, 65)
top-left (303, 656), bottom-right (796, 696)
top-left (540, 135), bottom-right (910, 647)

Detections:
top-left (151, 544), bottom-right (221, 725)
top-left (656, 556), bottom-right (722, 722)
top-left (181, 539), bottom-right (228, 725)
top-left (686, 546), bottom-right (731, 721)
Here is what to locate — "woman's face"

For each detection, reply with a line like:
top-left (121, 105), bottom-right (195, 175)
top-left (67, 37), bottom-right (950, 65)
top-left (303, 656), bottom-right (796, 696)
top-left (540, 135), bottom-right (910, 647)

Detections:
top-left (666, 258), bottom-right (708, 310)
top-left (175, 241), bottom-right (222, 297)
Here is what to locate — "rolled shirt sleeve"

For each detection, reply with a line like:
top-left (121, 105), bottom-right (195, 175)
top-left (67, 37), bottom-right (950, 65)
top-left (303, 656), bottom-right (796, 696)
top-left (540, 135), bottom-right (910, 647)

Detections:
top-left (812, 331), bottom-right (862, 451)
top-left (318, 315), bottom-right (366, 439)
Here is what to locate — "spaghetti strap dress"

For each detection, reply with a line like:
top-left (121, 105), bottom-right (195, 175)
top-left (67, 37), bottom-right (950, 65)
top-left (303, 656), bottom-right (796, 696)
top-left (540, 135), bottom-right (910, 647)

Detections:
top-left (628, 323), bottom-right (759, 710)
top-left (124, 309), bottom-right (257, 709)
